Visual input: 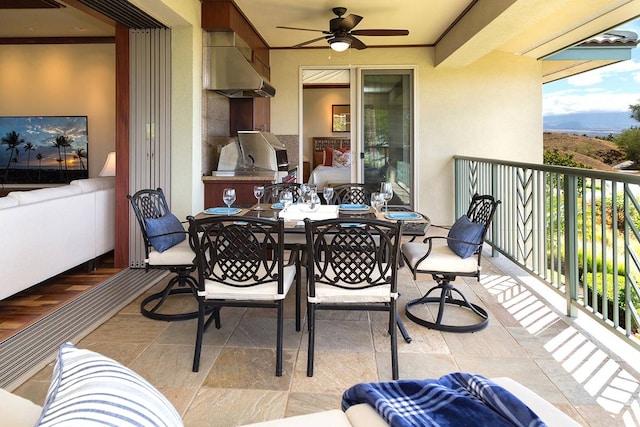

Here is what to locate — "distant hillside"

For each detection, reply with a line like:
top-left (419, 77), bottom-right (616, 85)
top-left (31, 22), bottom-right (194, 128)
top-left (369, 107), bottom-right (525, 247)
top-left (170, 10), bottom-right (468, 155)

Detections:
top-left (544, 112), bottom-right (636, 137)
top-left (543, 132), bottom-right (625, 171)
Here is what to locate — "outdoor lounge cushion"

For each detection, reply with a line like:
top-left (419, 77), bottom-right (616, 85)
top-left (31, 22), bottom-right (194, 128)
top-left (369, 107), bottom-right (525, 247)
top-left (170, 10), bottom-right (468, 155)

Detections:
top-left (447, 214), bottom-right (485, 258)
top-left (36, 342), bottom-right (183, 427)
top-left (145, 212), bottom-right (186, 252)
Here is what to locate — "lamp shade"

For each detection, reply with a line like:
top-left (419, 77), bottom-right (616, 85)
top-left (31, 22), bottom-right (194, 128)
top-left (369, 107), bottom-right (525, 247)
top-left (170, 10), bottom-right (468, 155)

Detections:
top-left (99, 151), bottom-right (116, 177)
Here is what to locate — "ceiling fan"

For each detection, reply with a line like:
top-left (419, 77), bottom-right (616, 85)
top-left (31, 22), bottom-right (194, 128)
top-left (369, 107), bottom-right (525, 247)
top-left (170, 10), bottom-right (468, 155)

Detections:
top-left (277, 7), bottom-right (409, 52)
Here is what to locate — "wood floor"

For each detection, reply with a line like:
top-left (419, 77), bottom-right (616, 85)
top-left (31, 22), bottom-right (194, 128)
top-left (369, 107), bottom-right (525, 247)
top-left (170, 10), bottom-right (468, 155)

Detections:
top-left (0, 252), bottom-right (123, 342)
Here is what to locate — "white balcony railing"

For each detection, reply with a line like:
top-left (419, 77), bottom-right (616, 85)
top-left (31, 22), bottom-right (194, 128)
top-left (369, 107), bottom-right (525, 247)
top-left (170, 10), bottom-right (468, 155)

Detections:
top-left (455, 156), bottom-right (640, 349)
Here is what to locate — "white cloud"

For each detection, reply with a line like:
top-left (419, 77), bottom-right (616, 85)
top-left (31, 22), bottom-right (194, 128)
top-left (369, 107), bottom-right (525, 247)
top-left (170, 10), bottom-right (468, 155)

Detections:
top-left (543, 91), bottom-right (640, 115)
top-left (566, 60), bottom-right (640, 87)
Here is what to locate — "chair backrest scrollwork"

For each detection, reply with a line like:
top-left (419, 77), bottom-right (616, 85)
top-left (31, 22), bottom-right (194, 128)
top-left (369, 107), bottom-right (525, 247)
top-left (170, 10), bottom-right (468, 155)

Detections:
top-left (127, 188), bottom-right (171, 253)
top-left (188, 216), bottom-right (285, 292)
top-left (304, 218), bottom-right (403, 294)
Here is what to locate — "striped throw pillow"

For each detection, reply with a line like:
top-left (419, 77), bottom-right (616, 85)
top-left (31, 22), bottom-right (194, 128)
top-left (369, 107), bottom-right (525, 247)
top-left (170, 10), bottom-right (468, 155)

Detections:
top-left (37, 342), bottom-right (183, 427)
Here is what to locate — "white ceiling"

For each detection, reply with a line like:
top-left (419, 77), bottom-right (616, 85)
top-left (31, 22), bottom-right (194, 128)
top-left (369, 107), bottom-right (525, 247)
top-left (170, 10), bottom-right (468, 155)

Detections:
top-left (0, 1), bottom-right (114, 38)
top-left (233, 0), bottom-right (474, 49)
top-left (0, 0), bottom-right (475, 47)
top-left (1, 0), bottom-right (638, 82)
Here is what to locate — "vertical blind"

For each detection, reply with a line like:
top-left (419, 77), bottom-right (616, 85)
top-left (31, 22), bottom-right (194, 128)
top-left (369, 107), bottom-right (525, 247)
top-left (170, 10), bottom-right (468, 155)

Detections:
top-left (129, 28), bottom-right (172, 268)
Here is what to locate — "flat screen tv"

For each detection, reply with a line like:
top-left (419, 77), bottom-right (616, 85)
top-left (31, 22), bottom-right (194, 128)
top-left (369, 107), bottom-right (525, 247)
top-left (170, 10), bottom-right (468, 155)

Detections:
top-left (0, 116), bottom-right (89, 185)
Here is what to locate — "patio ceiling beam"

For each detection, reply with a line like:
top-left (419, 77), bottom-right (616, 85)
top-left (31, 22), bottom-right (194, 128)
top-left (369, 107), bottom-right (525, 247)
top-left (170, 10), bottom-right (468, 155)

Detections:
top-left (434, 0), bottom-right (572, 68)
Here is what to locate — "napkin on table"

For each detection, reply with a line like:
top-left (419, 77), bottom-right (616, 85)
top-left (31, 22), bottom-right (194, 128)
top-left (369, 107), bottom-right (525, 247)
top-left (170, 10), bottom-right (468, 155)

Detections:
top-left (278, 204), bottom-right (339, 221)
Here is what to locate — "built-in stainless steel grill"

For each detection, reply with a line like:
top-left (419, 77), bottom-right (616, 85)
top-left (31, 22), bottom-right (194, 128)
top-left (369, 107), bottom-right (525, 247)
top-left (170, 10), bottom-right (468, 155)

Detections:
top-left (217, 131), bottom-right (289, 180)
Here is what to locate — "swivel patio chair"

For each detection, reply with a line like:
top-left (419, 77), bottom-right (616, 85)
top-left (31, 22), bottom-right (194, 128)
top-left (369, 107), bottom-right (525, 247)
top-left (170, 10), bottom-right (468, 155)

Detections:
top-left (401, 193), bottom-right (500, 333)
top-left (304, 217), bottom-right (404, 379)
top-left (128, 188), bottom-right (216, 322)
top-left (187, 215), bottom-right (301, 376)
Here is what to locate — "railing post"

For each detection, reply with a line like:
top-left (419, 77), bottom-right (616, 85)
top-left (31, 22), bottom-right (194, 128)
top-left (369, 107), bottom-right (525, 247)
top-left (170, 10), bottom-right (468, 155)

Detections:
top-left (564, 175), bottom-right (578, 317)
top-left (491, 163), bottom-right (499, 257)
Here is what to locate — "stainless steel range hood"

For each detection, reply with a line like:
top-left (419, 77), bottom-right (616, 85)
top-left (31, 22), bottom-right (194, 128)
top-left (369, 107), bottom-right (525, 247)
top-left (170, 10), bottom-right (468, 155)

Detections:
top-left (205, 32), bottom-right (275, 98)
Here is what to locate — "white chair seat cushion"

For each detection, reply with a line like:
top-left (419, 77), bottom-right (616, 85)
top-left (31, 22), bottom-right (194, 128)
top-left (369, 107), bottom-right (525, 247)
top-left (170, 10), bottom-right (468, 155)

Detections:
top-left (312, 283), bottom-right (392, 304)
top-left (402, 241), bottom-right (478, 274)
top-left (310, 263), bottom-right (393, 304)
top-left (203, 263), bottom-right (296, 301)
top-left (147, 239), bottom-right (194, 266)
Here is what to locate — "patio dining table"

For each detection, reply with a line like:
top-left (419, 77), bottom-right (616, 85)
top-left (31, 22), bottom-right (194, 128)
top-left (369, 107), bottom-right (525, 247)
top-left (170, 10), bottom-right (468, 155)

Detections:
top-left (197, 202), bottom-right (431, 344)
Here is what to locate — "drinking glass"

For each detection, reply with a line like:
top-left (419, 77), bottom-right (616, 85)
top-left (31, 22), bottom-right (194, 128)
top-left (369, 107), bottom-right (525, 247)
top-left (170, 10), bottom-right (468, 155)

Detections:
top-left (370, 192), bottom-right (382, 214)
top-left (222, 188), bottom-right (236, 214)
top-left (323, 186), bottom-right (334, 205)
top-left (380, 182), bottom-right (393, 212)
top-left (253, 185), bottom-right (264, 210)
top-left (300, 183), bottom-right (310, 204)
top-left (279, 190), bottom-right (293, 212)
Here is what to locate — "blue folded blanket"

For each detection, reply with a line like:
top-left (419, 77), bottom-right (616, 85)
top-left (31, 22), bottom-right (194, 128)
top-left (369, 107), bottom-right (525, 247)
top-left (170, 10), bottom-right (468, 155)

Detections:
top-left (342, 373), bottom-right (547, 427)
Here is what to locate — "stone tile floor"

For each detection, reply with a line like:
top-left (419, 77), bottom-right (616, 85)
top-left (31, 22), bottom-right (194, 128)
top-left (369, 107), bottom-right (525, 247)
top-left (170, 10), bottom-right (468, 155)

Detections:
top-left (13, 242), bottom-right (640, 426)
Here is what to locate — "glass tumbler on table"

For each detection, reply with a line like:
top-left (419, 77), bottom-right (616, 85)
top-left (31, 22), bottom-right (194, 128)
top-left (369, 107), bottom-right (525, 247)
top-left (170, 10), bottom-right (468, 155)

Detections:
top-left (253, 185), bottom-right (264, 210)
top-left (222, 188), bottom-right (236, 214)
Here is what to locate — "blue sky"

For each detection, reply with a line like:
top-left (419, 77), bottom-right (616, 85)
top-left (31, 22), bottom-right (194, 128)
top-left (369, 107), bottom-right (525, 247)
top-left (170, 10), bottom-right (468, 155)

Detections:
top-left (543, 17), bottom-right (640, 117)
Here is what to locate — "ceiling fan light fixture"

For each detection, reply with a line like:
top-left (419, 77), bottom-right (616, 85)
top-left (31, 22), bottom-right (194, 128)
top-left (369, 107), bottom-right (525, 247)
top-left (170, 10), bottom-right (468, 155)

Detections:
top-left (330, 35), bottom-right (351, 52)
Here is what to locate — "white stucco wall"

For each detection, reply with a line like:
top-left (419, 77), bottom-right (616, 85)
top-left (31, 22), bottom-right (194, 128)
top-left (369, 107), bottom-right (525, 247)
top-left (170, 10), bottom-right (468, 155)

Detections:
top-left (0, 44), bottom-right (115, 179)
top-left (134, 0), bottom-right (203, 219)
top-left (270, 47), bottom-right (543, 224)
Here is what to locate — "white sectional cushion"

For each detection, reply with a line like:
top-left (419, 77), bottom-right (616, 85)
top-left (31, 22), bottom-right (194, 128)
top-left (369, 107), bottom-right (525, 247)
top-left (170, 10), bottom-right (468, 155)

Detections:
top-left (345, 403), bottom-right (388, 427)
top-left (240, 409), bottom-right (352, 427)
top-left (0, 196), bottom-right (19, 210)
top-left (0, 387), bottom-right (43, 427)
top-left (70, 177), bottom-right (115, 193)
top-left (491, 377), bottom-right (582, 427)
top-left (8, 185), bottom-right (82, 205)
top-left (37, 343), bottom-right (183, 427)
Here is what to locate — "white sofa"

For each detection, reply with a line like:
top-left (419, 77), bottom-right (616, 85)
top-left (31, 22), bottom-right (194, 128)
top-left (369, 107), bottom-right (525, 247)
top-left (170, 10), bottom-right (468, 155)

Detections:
top-left (0, 177), bottom-right (115, 301)
top-left (1, 377), bottom-right (581, 427)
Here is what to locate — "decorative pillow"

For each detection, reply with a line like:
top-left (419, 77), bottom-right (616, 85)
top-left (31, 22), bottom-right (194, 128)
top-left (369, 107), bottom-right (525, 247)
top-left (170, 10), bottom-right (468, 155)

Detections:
top-left (144, 212), bottom-right (185, 252)
top-left (332, 149), bottom-right (351, 167)
top-left (323, 147), bottom-right (334, 166)
top-left (37, 342), bottom-right (183, 427)
top-left (447, 214), bottom-right (485, 258)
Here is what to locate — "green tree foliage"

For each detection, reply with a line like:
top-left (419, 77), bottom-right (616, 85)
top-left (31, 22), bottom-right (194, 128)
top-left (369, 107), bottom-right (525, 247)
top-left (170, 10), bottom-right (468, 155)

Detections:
top-left (543, 148), bottom-right (590, 169)
top-left (630, 102), bottom-right (640, 122)
top-left (614, 128), bottom-right (640, 164)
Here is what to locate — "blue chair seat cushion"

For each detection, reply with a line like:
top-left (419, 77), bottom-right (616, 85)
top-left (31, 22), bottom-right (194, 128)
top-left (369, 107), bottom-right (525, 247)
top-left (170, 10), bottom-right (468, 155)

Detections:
top-left (144, 212), bottom-right (186, 252)
top-left (447, 214), bottom-right (485, 258)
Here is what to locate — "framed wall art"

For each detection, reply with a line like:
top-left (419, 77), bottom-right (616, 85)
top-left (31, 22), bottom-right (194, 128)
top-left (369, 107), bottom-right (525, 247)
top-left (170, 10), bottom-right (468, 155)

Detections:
top-left (332, 104), bottom-right (350, 132)
top-left (0, 116), bottom-right (88, 184)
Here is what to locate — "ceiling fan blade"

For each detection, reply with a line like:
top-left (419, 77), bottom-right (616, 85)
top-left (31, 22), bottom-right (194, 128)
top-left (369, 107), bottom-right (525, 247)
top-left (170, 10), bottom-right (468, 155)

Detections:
top-left (336, 14), bottom-right (363, 32)
top-left (351, 29), bottom-right (409, 37)
top-left (292, 35), bottom-right (329, 48)
top-left (349, 35), bottom-right (367, 50)
top-left (277, 26), bottom-right (329, 34)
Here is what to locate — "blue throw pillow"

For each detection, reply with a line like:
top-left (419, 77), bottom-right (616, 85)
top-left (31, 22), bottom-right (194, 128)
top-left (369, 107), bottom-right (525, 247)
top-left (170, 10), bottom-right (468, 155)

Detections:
top-left (144, 212), bottom-right (185, 252)
top-left (447, 214), bottom-right (485, 258)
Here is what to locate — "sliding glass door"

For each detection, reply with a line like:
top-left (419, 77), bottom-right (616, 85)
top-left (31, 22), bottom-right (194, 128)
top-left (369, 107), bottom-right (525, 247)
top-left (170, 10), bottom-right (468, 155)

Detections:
top-left (360, 69), bottom-right (413, 207)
